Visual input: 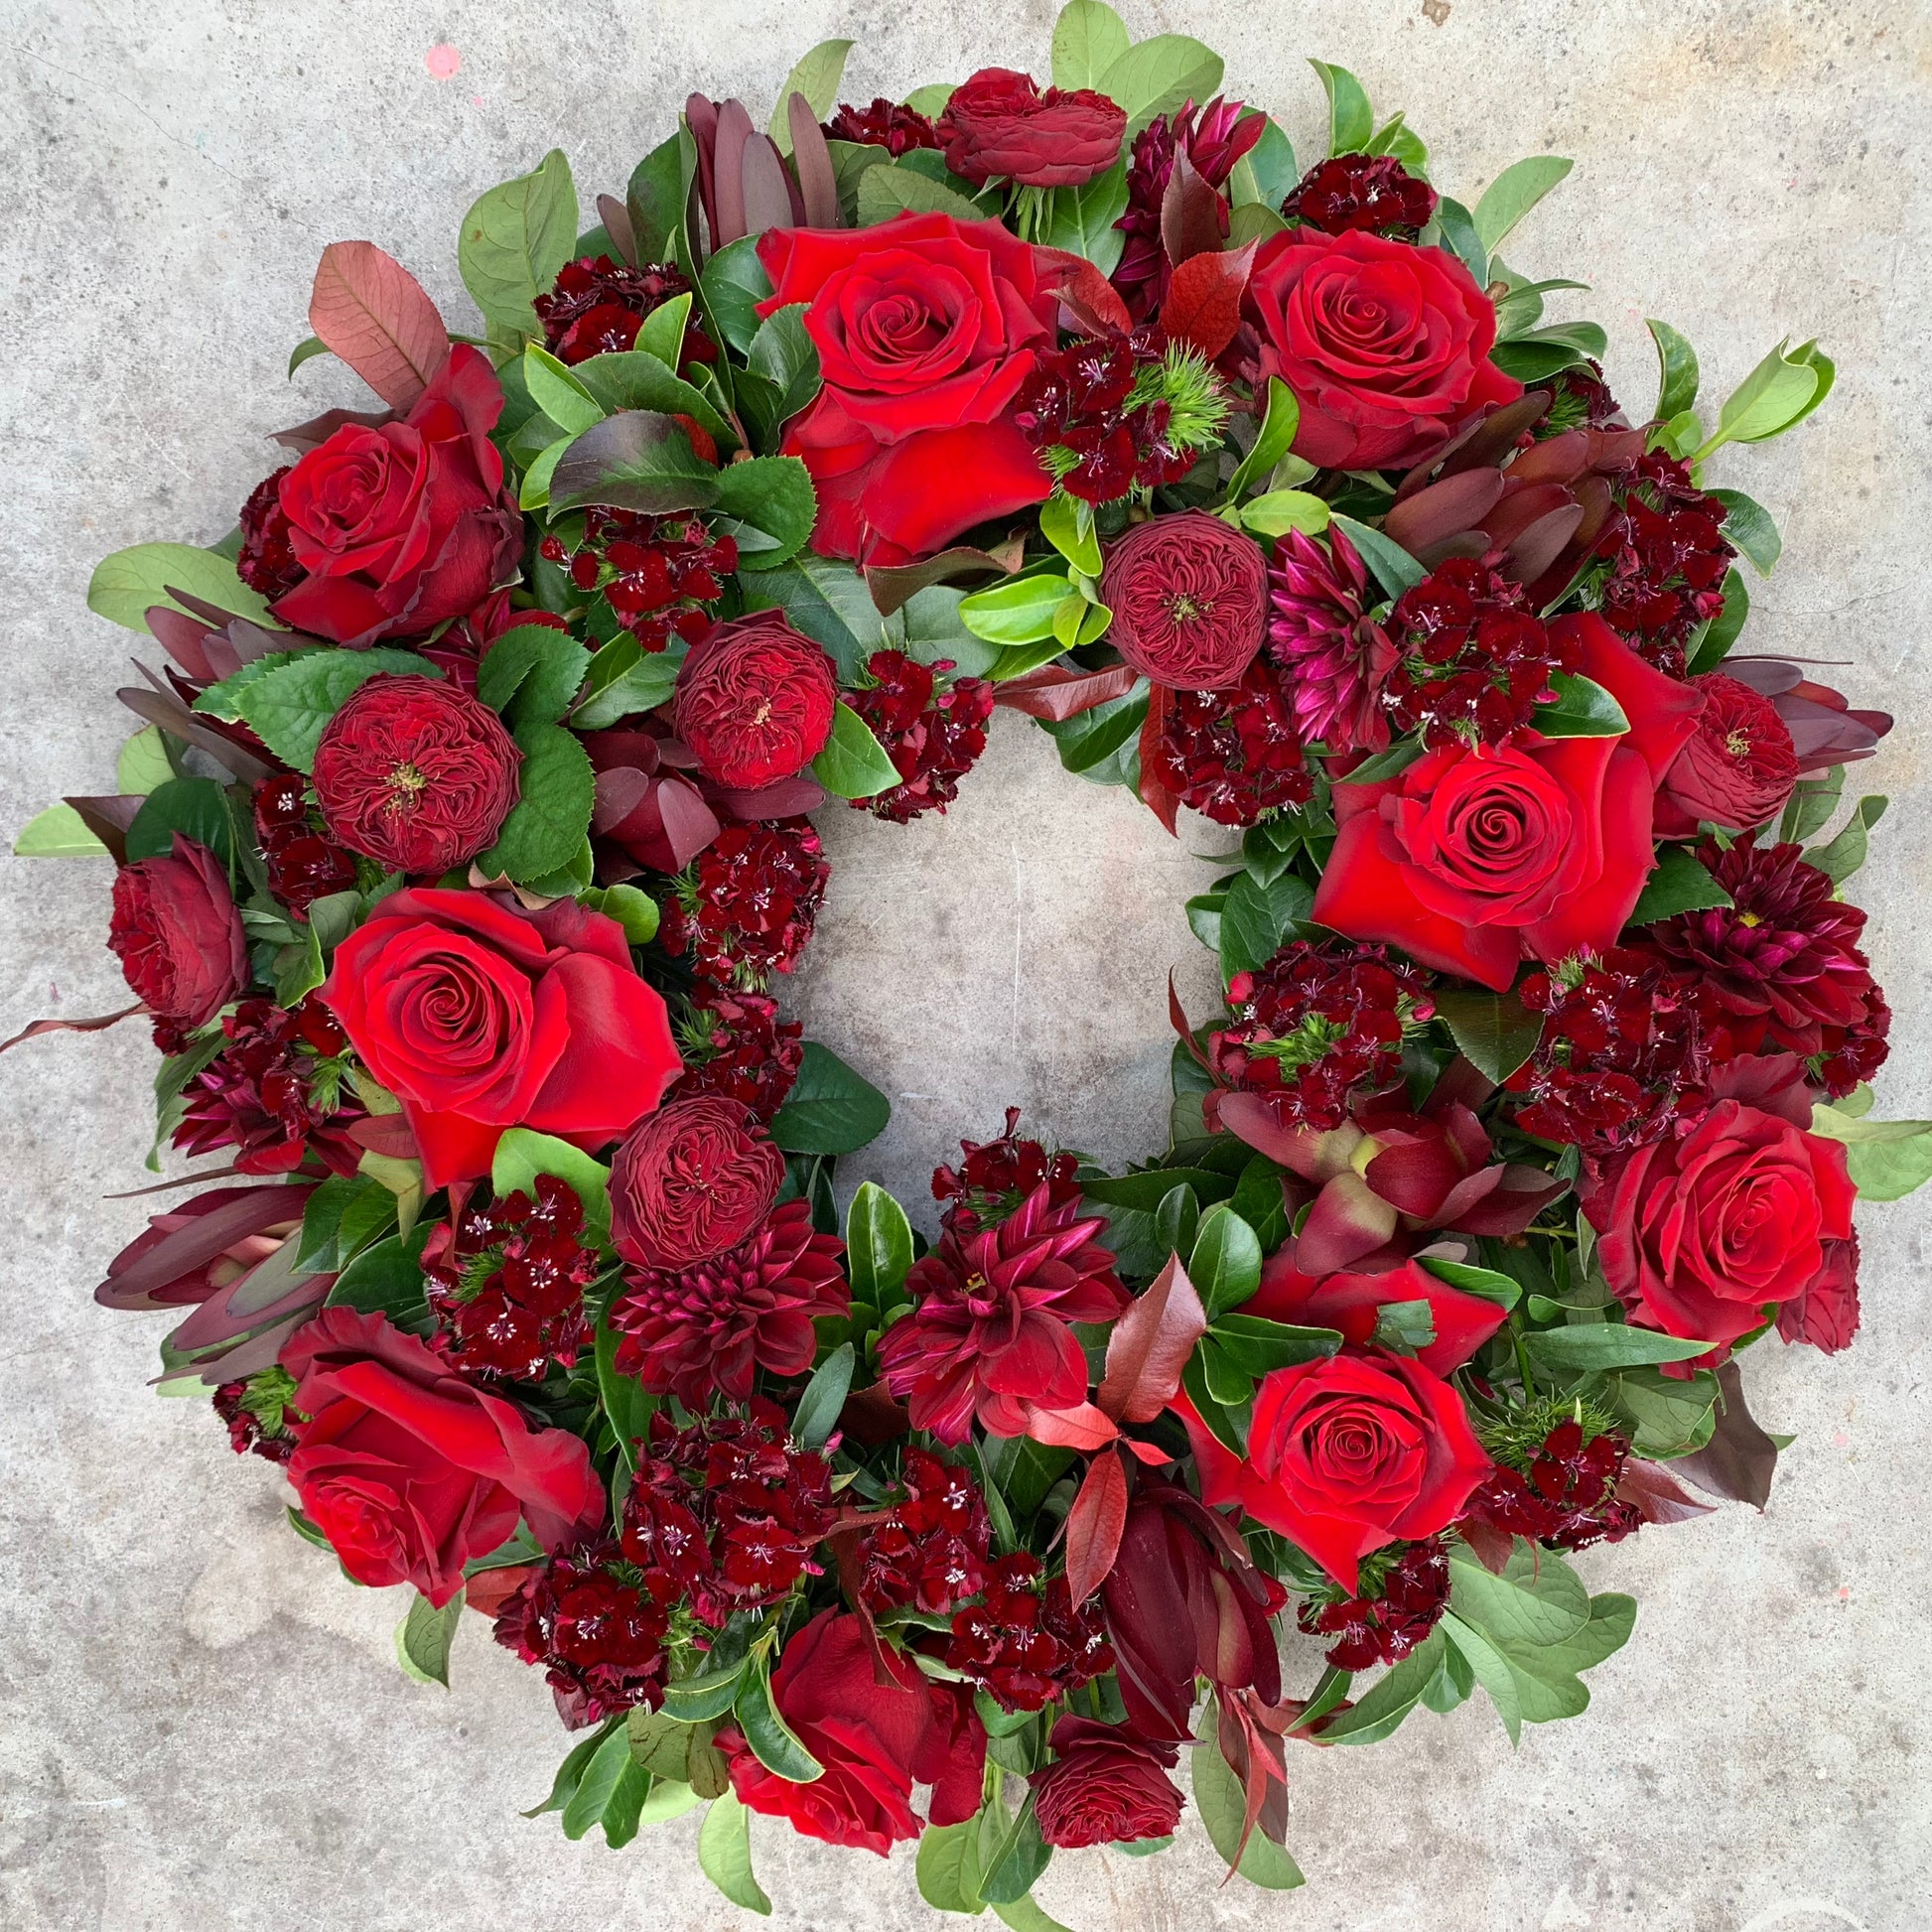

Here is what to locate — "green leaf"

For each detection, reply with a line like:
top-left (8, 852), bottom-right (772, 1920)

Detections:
top-left (698, 234), bottom-right (774, 357)
top-left (87, 541), bottom-right (274, 632)
top-left (1329, 513), bottom-right (1426, 598)
top-left (740, 305), bottom-right (822, 442)
top-left (959, 573), bottom-right (1073, 645)
top-left (1038, 494), bottom-right (1104, 577)
top-left (571, 635), bottom-right (686, 731)
top-left (233, 647), bottom-right (441, 772)
top-left (917, 1815), bottom-right (986, 1914)
top-left (117, 726), bottom-right (180, 796)
top-left (325, 1229), bottom-right (427, 1320)
top-left (1448, 1539), bottom-right (1588, 1647)
top-left (1240, 489), bottom-right (1329, 538)
top-left (560, 1724), bottom-right (634, 1839)
top-left (1429, 195), bottom-right (1487, 285)
top-left (1647, 318), bottom-right (1700, 421)
top-left (1190, 1205), bottom-right (1264, 1317)
top-left (983, 1432), bottom-right (1076, 1516)
top-left (548, 410), bottom-right (720, 516)
top-left (769, 1039), bottom-right (891, 1155)
top-left (1191, 1696), bottom-right (1306, 1887)
top-left (1318, 1627), bottom-right (1447, 1744)
top-left (791, 1342), bottom-right (855, 1451)
top-left (460, 149), bottom-right (579, 338)
top-left (478, 722), bottom-right (595, 883)
top-left (1804, 792), bottom-right (1886, 884)
top-left (979, 1796), bottom-right (1052, 1905)
top-left (288, 334), bottom-right (331, 376)
top-left (479, 623), bottom-right (590, 728)
top-left (1225, 377), bottom-right (1301, 502)
top-left (811, 700), bottom-right (902, 799)
top-left (490, 1128), bottom-right (612, 1245)
top-left (1626, 846), bottom-right (1732, 926)
top-left (739, 551), bottom-right (881, 682)
top-left (735, 1662), bottom-right (824, 1782)
top-left (712, 455), bottom-right (817, 570)
top-left (1707, 488), bottom-right (1782, 576)
top-left (1372, 1297), bottom-right (1438, 1354)
top-left (124, 776), bottom-right (235, 868)
top-left (521, 344), bottom-right (603, 435)
top-left (1707, 339), bottom-right (1824, 450)
top-left (1099, 37), bottom-right (1225, 133)
top-left (1686, 567), bottom-right (1749, 676)
top-left (1432, 986), bottom-right (1542, 1083)
top-left (767, 39), bottom-right (855, 150)
top-left (1308, 59), bottom-right (1373, 157)
top-left (846, 1180), bottom-right (915, 1303)
top-left (1438, 1610), bottom-right (1524, 1744)
top-left (1605, 1364), bottom-right (1720, 1458)
top-left (1472, 156), bottom-right (1574, 255)
top-left (1806, 1106), bottom-right (1932, 1201)
top-left (13, 802), bottom-right (111, 857)
top-left (1081, 1166), bottom-right (1236, 1212)
top-left (568, 349), bottom-right (734, 447)
top-left (1418, 1256), bottom-right (1522, 1311)
top-left (1039, 686), bottom-right (1148, 785)
top-left (1218, 868), bottom-right (1312, 983)
top-left (594, 1312), bottom-right (656, 1472)
top-left (1040, 162), bottom-right (1130, 275)
top-left (1781, 764), bottom-right (1845, 844)
top-left (1229, 1155), bottom-right (1290, 1253)
top-left (626, 130), bottom-right (690, 265)
top-left (1228, 115), bottom-right (1299, 209)
top-left (395, 1589), bottom-right (463, 1688)
top-left (1521, 1323), bottom-right (1716, 1374)
top-left (697, 1786), bottom-right (773, 1913)
top-left (1051, 0), bottom-right (1131, 90)
top-left (635, 291), bottom-right (692, 368)
top-left (1536, 671), bottom-right (1628, 737)
top-left (993, 1901), bottom-right (1076, 1932)
top-left (1208, 1311), bottom-right (1341, 1374)
top-left (857, 161), bottom-right (983, 224)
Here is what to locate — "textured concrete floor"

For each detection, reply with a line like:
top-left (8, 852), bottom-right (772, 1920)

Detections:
top-left (2, 1), bottom-right (1929, 1927)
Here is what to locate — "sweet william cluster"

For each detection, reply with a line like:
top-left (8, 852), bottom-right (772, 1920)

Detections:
top-left (19, 2), bottom-right (1921, 1918)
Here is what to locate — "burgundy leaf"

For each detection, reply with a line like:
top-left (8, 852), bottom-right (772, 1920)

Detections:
top-left (62, 794), bottom-right (143, 865)
top-left (1037, 247), bottom-right (1133, 337)
top-left (866, 546), bottom-right (1015, 616)
top-left (710, 99), bottom-right (755, 246)
top-left (991, 662), bottom-right (1141, 721)
top-left (1137, 682), bottom-right (1181, 834)
top-left (1160, 148), bottom-right (1225, 273)
top-left (1098, 1252), bottom-right (1208, 1425)
top-left (116, 684), bottom-right (276, 784)
top-left (1160, 239), bottom-right (1258, 360)
top-left (309, 240), bottom-right (451, 411)
top-left (740, 134), bottom-right (799, 238)
top-left (269, 404), bottom-right (394, 455)
top-left (1674, 1357), bottom-right (1779, 1509)
top-left (1617, 1457), bottom-right (1720, 1525)
top-left (1064, 1449), bottom-right (1130, 1604)
top-left (837, 1380), bottom-right (912, 1447)
top-left (345, 1114), bottom-right (419, 1161)
top-left (786, 93), bottom-right (841, 227)
top-left (1168, 972), bottom-right (1212, 1070)
top-left (0, 1001), bottom-right (145, 1057)
top-left (596, 193), bottom-right (639, 267)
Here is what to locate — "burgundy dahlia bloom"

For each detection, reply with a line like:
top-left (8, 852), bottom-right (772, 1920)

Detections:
top-left (932, 1107), bottom-right (1083, 1237)
top-left (1112, 96), bottom-right (1264, 319)
top-left (1654, 671), bottom-right (1800, 836)
top-left (877, 1181), bottom-right (1128, 1444)
top-left (823, 98), bottom-right (940, 156)
top-left (936, 69), bottom-right (1127, 189)
top-left (1144, 658), bottom-right (1315, 826)
top-left (609, 1198), bottom-right (849, 1406)
top-left (857, 1449), bottom-right (993, 1617)
top-left (1283, 153), bottom-right (1438, 238)
top-left (493, 1541), bottom-right (672, 1727)
top-left (1101, 511), bottom-right (1268, 690)
top-left (946, 1552), bottom-right (1113, 1712)
top-left (533, 254), bottom-right (716, 368)
top-left (1297, 1537), bottom-right (1449, 1670)
top-left (846, 650), bottom-right (995, 823)
top-left (670, 991), bottom-right (804, 1121)
top-left (659, 818), bottom-right (830, 988)
top-left (1266, 525), bottom-right (1398, 756)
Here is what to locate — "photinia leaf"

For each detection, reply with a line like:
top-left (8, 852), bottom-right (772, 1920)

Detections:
top-left (1190, 1696), bottom-right (1305, 1887)
top-left (309, 240), bottom-right (450, 409)
top-left (548, 410), bottom-right (720, 516)
top-left (1159, 238), bottom-right (1259, 359)
top-left (1098, 1252), bottom-right (1208, 1424)
top-left (1062, 1450), bottom-right (1130, 1607)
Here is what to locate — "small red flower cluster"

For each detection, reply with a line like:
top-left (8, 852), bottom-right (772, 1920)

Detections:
top-left (945, 1551), bottom-right (1114, 1712)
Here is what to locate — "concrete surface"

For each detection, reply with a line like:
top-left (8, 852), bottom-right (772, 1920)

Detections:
top-left (2, 2), bottom-right (1929, 1928)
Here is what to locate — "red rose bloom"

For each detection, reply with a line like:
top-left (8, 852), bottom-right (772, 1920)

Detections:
top-left (1243, 228), bottom-right (1522, 471)
top-left (1653, 672), bottom-right (1800, 837)
top-left (281, 1307), bottom-right (605, 1606)
top-left (1313, 615), bottom-right (1701, 989)
top-left (311, 673), bottom-right (521, 873)
top-left (608, 1095), bottom-right (784, 1270)
top-left (935, 69), bottom-right (1127, 188)
top-left (1580, 1053), bottom-right (1859, 1352)
top-left (756, 213), bottom-right (1059, 566)
top-left (1247, 1256), bottom-right (1507, 1379)
top-left (108, 835), bottom-right (249, 1043)
top-left (321, 887), bottom-right (680, 1189)
top-left (1029, 1717), bottom-right (1184, 1849)
top-left (1181, 1350), bottom-right (1491, 1588)
top-left (720, 1609), bottom-right (985, 1856)
top-left (671, 614), bottom-right (838, 789)
top-left (271, 345), bottom-right (521, 646)
top-left (1100, 511), bottom-right (1268, 690)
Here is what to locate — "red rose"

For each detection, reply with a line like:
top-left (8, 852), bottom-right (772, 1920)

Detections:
top-left (608, 1096), bottom-right (784, 1270)
top-left (1313, 616), bottom-right (1701, 989)
top-left (721, 1610), bottom-right (985, 1855)
top-left (1029, 1716), bottom-right (1183, 1849)
top-left (671, 614), bottom-right (838, 789)
top-left (311, 673), bottom-right (521, 873)
top-left (1100, 511), bottom-right (1268, 689)
top-left (1581, 1053), bottom-right (1858, 1351)
top-left (1776, 1227), bottom-right (1862, 1353)
top-left (1248, 1254), bottom-right (1507, 1378)
top-left (321, 887), bottom-right (680, 1189)
top-left (1181, 1351), bottom-right (1490, 1587)
top-left (107, 835), bottom-right (248, 1038)
top-left (1243, 228), bottom-right (1522, 470)
top-left (935, 69), bottom-right (1127, 188)
top-left (1653, 672), bottom-right (1799, 838)
top-left (271, 345), bottom-right (521, 646)
top-left (282, 1307), bottom-right (604, 1605)
top-left (757, 213), bottom-right (1059, 565)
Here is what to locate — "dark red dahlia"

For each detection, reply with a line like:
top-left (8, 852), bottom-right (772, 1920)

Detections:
top-left (236, 468), bottom-right (304, 600)
top-left (1384, 555), bottom-right (1580, 749)
top-left (946, 1552), bottom-right (1114, 1714)
top-left (669, 991), bottom-right (804, 1121)
top-left (533, 254), bottom-right (717, 369)
top-left (1646, 836), bottom-right (1890, 1096)
top-left (421, 1173), bottom-right (600, 1382)
top-left (822, 98), bottom-right (940, 156)
top-left (857, 1449), bottom-right (993, 1617)
top-left (252, 774), bottom-right (359, 916)
top-left (1013, 328), bottom-right (1204, 503)
top-left (1144, 656), bottom-right (1315, 826)
top-left (1266, 525), bottom-right (1398, 756)
top-left (846, 650), bottom-right (995, 823)
top-left (1459, 1420), bottom-right (1639, 1552)
top-left (1210, 939), bottom-right (1435, 1134)
top-left (1112, 97), bottom-right (1264, 319)
top-left (877, 1181), bottom-right (1127, 1445)
top-left (658, 818), bottom-right (830, 989)
top-left (212, 1365), bottom-right (303, 1464)
top-left (1507, 945), bottom-right (1717, 1150)
top-left (175, 996), bottom-right (367, 1176)
top-left (1593, 450), bottom-right (1734, 674)
top-left (931, 1107), bottom-right (1083, 1237)
top-left (542, 510), bottom-right (737, 654)
top-left (1283, 153), bottom-right (1438, 238)
top-left (1297, 1537), bottom-right (1449, 1670)
top-left (608, 1197), bottom-right (849, 1406)
top-left (493, 1542), bottom-right (672, 1727)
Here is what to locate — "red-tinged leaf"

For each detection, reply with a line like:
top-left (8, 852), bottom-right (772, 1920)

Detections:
top-left (596, 193), bottom-right (639, 267)
top-left (1099, 1253), bottom-right (1209, 1425)
top-left (308, 241), bottom-right (450, 410)
top-left (465, 1563), bottom-right (539, 1617)
top-left (827, 1525), bottom-right (903, 1686)
top-left (1122, 1437), bottom-right (1173, 1466)
top-left (0, 1001), bottom-right (145, 1057)
top-left (1161, 148), bottom-right (1225, 275)
top-left (269, 404), bottom-right (394, 454)
top-left (991, 662), bottom-right (1141, 721)
top-left (1169, 972), bottom-right (1212, 1069)
top-left (866, 546), bottom-right (1014, 616)
top-left (837, 1381), bottom-right (912, 1447)
top-left (1216, 1089), bottom-right (1309, 1166)
top-left (346, 1114), bottom-right (420, 1161)
top-left (116, 684), bottom-right (277, 785)
top-left (1064, 1449), bottom-right (1130, 1604)
top-left (63, 794), bottom-right (144, 865)
top-left (1673, 1357), bottom-right (1779, 1509)
top-left (1138, 681), bottom-right (1180, 834)
top-left (1456, 1517), bottom-right (1515, 1573)
top-left (1037, 246), bottom-right (1132, 336)
top-left (1161, 239), bottom-right (1260, 360)
top-left (1617, 1457), bottom-right (1720, 1526)
top-left (1017, 1399), bottom-right (1120, 1450)
top-left (787, 92), bottom-right (841, 228)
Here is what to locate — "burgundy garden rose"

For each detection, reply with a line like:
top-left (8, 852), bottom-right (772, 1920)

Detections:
top-left (1653, 671), bottom-right (1800, 837)
top-left (1029, 1717), bottom-right (1184, 1849)
top-left (321, 887), bottom-right (681, 1188)
top-left (757, 213), bottom-right (1060, 565)
top-left (311, 673), bottom-right (522, 873)
top-left (270, 345), bottom-right (521, 646)
top-left (107, 835), bottom-right (248, 1043)
top-left (281, 1306), bottom-right (606, 1605)
top-left (1242, 227), bottom-right (1522, 471)
top-left (935, 69), bottom-right (1127, 188)
top-left (608, 1095), bottom-right (784, 1270)
top-left (671, 614), bottom-right (838, 789)
top-left (1100, 510), bottom-right (1268, 690)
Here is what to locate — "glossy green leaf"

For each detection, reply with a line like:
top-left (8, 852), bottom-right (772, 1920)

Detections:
top-left (1418, 1256), bottom-right (1522, 1311)
top-left (1432, 986), bottom-right (1542, 1083)
top-left (1707, 488), bottom-right (1781, 576)
top-left (960, 573), bottom-right (1075, 645)
top-left (699, 234), bottom-right (773, 356)
top-left (571, 635), bottom-right (686, 730)
top-left (1472, 156), bottom-right (1574, 254)
top-left (1226, 377), bottom-right (1300, 501)
top-left (460, 149), bottom-right (578, 338)
top-left (697, 1785), bottom-right (772, 1913)
top-left (846, 1180), bottom-right (915, 1304)
top-left (1520, 1323), bottom-right (1716, 1374)
top-left (812, 700), bottom-right (902, 800)
top-left (477, 722), bottom-right (595, 883)
top-left (1686, 567), bottom-right (1749, 675)
top-left (1536, 670), bottom-right (1628, 737)
top-left (1308, 59), bottom-right (1373, 157)
top-left (521, 344), bottom-right (604, 435)
top-left (1625, 846), bottom-right (1732, 927)
top-left (548, 410), bottom-right (720, 516)
top-left (1100, 37), bottom-right (1224, 133)
top-left (1647, 318), bottom-right (1700, 421)
top-left (735, 1662), bottom-right (824, 1783)
top-left (395, 1589), bottom-right (463, 1689)
top-left (124, 776), bottom-right (235, 868)
top-left (769, 1039), bottom-right (891, 1155)
top-left (1329, 513), bottom-right (1426, 598)
top-left (1807, 1105), bottom-right (1932, 1201)
top-left (1240, 489), bottom-right (1329, 538)
top-left (1051, 0), bottom-right (1131, 90)
top-left (1318, 1626), bottom-right (1447, 1744)
top-left (1190, 1205), bottom-right (1264, 1317)
top-left (791, 1342), bottom-right (855, 1451)
top-left (767, 39), bottom-right (855, 151)
top-left (713, 455), bottom-right (817, 570)
top-left (490, 1128), bottom-right (612, 1245)
top-left (1708, 339), bottom-right (1824, 449)
top-left (479, 622), bottom-right (590, 728)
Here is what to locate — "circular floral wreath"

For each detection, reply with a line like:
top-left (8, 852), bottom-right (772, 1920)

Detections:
top-left (12, 6), bottom-right (1924, 1918)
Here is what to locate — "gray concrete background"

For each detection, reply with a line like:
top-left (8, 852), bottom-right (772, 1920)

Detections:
top-left (1, 1), bottom-right (1928, 1927)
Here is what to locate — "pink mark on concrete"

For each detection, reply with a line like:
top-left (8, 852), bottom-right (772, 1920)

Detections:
top-left (426, 44), bottom-right (462, 80)
top-left (1832, 1431), bottom-right (1852, 1448)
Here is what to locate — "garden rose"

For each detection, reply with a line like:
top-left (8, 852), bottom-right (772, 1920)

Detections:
top-left (1100, 510), bottom-right (1268, 689)
top-left (321, 887), bottom-right (680, 1188)
top-left (671, 614), bottom-right (838, 789)
top-left (1243, 227), bottom-right (1522, 470)
top-left (608, 1096), bottom-right (784, 1270)
top-left (311, 673), bottom-right (521, 873)
top-left (1029, 1717), bottom-right (1183, 1849)
top-left (107, 835), bottom-right (248, 1041)
top-left (757, 213), bottom-right (1059, 565)
top-left (271, 345), bottom-right (521, 646)
top-left (935, 69), bottom-right (1127, 188)
top-left (1653, 671), bottom-right (1799, 837)
top-left (282, 1307), bottom-right (605, 1605)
